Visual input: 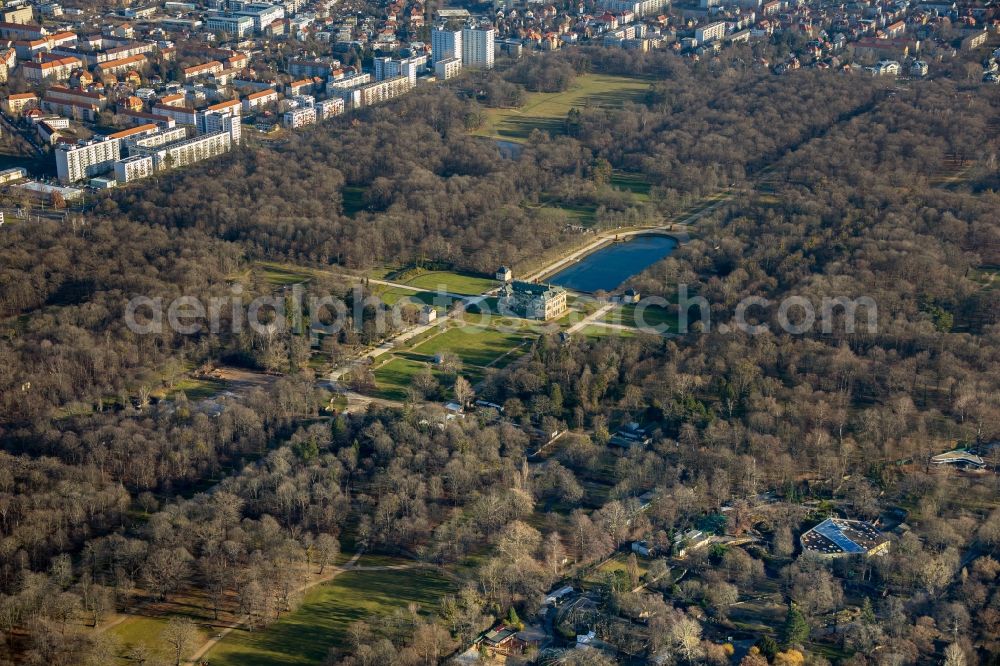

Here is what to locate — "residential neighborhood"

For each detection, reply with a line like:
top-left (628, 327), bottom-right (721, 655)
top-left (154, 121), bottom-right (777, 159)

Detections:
top-left (0, 0), bottom-right (993, 195)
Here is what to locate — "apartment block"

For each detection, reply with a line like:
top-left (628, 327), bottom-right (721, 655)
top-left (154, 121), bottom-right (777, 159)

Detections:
top-left (431, 27), bottom-right (461, 64)
top-left (315, 97), bottom-right (344, 120)
top-left (351, 75), bottom-right (414, 109)
top-left (243, 88), bottom-right (278, 111)
top-left (0, 6), bottom-right (34, 24)
top-left (56, 137), bottom-right (121, 183)
top-left (5, 93), bottom-right (38, 115)
top-left (283, 105), bottom-right (316, 128)
top-left (0, 22), bottom-right (45, 40)
top-left (326, 73), bottom-right (371, 92)
top-left (96, 54), bottom-right (146, 77)
top-left (22, 56), bottom-right (80, 82)
top-left (126, 126), bottom-right (190, 153)
top-left (602, 0), bottom-right (667, 16)
top-left (159, 131), bottom-right (232, 169)
top-left (151, 103), bottom-right (198, 126)
top-left (114, 154), bottom-right (155, 183)
top-left (434, 56), bottom-right (462, 80)
top-left (233, 3), bottom-right (285, 31)
top-left (461, 26), bottom-right (495, 69)
top-left (206, 13), bottom-right (255, 37)
top-left (695, 21), bottom-right (726, 44)
top-left (184, 61), bottom-right (224, 80)
top-left (45, 86), bottom-right (107, 111)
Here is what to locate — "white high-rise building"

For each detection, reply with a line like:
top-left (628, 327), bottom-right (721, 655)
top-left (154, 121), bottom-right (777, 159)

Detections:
top-left (461, 26), bottom-right (495, 69)
top-left (55, 137), bottom-right (121, 183)
top-left (432, 27), bottom-right (462, 64)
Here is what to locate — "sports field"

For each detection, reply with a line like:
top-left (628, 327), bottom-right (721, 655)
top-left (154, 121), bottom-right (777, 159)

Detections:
top-left (473, 74), bottom-right (652, 142)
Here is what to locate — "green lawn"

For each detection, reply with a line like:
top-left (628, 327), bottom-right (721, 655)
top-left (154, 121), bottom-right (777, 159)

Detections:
top-left (582, 552), bottom-right (651, 588)
top-left (537, 202), bottom-right (597, 225)
top-left (109, 615), bottom-right (212, 663)
top-left (409, 326), bottom-right (530, 368)
top-left (474, 74), bottom-right (652, 142)
top-left (372, 355), bottom-right (434, 401)
top-left (580, 324), bottom-right (637, 339)
top-left (401, 270), bottom-right (497, 296)
top-left (204, 569), bottom-right (454, 666)
top-left (610, 171), bottom-right (652, 203)
top-left (341, 186), bottom-right (368, 216)
top-left (601, 303), bottom-right (678, 331)
top-left (373, 285), bottom-right (421, 306)
top-left (152, 376), bottom-right (229, 401)
top-left (372, 325), bottom-right (533, 399)
top-left (256, 261), bottom-right (316, 286)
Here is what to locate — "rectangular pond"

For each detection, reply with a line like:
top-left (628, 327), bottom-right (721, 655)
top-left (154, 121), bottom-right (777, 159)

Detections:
top-left (547, 234), bottom-right (678, 293)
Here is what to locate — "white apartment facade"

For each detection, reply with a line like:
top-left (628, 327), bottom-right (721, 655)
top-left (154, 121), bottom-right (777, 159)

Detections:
top-left (206, 13), bottom-right (255, 37)
top-left (56, 137), bottom-right (121, 183)
top-left (695, 21), bottom-right (726, 44)
top-left (434, 56), bottom-right (462, 80)
top-left (432, 27), bottom-right (461, 64)
top-left (283, 106), bottom-right (316, 128)
top-left (115, 154), bottom-right (154, 183)
top-left (160, 131), bottom-right (232, 169)
top-left (461, 26), bottom-right (495, 69)
top-left (315, 97), bottom-right (344, 119)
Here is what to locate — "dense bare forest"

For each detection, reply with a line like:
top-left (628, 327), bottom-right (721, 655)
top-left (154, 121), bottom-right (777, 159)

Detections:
top-left (0, 47), bottom-right (998, 665)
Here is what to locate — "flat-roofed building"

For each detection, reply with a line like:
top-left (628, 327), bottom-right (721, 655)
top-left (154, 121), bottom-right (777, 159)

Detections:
top-left (158, 130), bottom-right (232, 169)
top-left (434, 56), bottom-right (462, 80)
top-left (315, 97), bottom-right (343, 119)
top-left (350, 75), bottom-right (413, 109)
top-left (800, 518), bottom-right (890, 558)
top-left (126, 126), bottom-right (189, 153)
top-left (206, 14), bottom-right (254, 37)
top-left (56, 137), bottom-right (122, 183)
top-left (695, 21), bottom-right (725, 44)
top-left (283, 105), bottom-right (316, 128)
top-left (114, 154), bottom-right (154, 183)
top-left (0, 6), bottom-right (34, 24)
top-left (461, 26), bottom-right (495, 69)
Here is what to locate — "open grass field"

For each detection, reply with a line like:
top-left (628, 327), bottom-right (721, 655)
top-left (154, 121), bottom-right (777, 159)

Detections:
top-left (473, 74), bottom-right (652, 142)
top-left (610, 171), bottom-right (653, 203)
top-left (582, 552), bottom-right (651, 589)
top-left (256, 261), bottom-right (317, 286)
top-left (371, 325), bottom-right (533, 398)
top-left (536, 202), bottom-right (598, 225)
top-left (409, 325), bottom-right (530, 367)
top-left (372, 355), bottom-right (434, 401)
top-left (581, 324), bottom-right (637, 339)
top-left (601, 302), bottom-right (678, 331)
top-left (341, 185), bottom-right (369, 216)
top-left (400, 270), bottom-right (497, 296)
top-left (109, 614), bottom-right (213, 664)
top-left (205, 568), bottom-right (454, 666)
top-left (151, 375), bottom-right (229, 401)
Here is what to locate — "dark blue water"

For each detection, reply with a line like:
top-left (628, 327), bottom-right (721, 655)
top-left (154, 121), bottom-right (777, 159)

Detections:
top-left (548, 234), bottom-right (677, 292)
